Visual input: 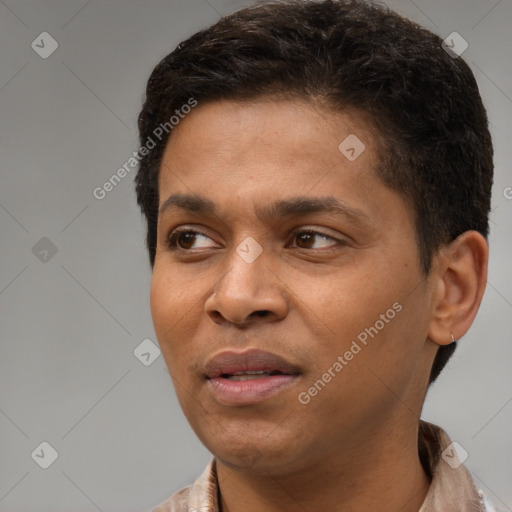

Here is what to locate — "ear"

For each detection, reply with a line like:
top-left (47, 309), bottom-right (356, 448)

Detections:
top-left (428, 230), bottom-right (489, 346)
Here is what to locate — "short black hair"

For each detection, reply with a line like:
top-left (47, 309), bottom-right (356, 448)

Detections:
top-left (135, 0), bottom-right (493, 384)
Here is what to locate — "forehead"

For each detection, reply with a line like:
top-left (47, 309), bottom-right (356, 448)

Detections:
top-left (158, 98), bottom-right (382, 192)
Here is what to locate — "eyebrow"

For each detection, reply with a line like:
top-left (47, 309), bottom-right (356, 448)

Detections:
top-left (159, 193), bottom-right (216, 216)
top-left (158, 193), bottom-right (371, 226)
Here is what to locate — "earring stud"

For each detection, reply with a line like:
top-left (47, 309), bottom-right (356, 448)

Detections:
top-left (450, 333), bottom-right (455, 343)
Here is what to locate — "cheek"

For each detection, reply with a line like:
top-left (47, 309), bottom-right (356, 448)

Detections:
top-left (150, 265), bottom-right (200, 326)
top-left (291, 258), bottom-right (424, 371)
top-left (150, 268), bottom-right (192, 361)
top-left (283, 267), bottom-right (387, 346)
top-left (149, 270), bottom-right (171, 339)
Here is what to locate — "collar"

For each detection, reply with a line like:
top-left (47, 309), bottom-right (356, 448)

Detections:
top-left (154, 420), bottom-right (488, 512)
top-left (418, 421), bottom-right (486, 511)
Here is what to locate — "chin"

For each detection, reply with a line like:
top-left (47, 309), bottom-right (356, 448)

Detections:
top-left (216, 447), bottom-right (269, 472)
top-left (205, 429), bottom-right (304, 475)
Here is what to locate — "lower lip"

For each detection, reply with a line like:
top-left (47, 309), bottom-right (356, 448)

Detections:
top-left (207, 374), bottom-right (298, 405)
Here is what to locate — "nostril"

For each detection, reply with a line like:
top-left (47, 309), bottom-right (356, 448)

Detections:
top-left (208, 310), bottom-right (224, 322)
top-left (252, 310), bottom-right (270, 318)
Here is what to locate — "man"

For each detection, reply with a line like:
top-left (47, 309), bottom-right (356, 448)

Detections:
top-left (134, 1), bottom-right (500, 510)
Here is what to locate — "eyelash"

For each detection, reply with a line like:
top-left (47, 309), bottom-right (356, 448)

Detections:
top-left (166, 227), bottom-right (343, 251)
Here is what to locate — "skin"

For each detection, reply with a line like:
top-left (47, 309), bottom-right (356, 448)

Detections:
top-left (150, 98), bottom-right (488, 512)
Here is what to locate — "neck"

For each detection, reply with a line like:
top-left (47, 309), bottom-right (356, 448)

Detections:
top-left (216, 418), bottom-right (431, 512)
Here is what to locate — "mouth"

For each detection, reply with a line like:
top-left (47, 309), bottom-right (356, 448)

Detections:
top-left (204, 349), bottom-right (301, 405)
top-left (220, 370), bottom-right (288, 381)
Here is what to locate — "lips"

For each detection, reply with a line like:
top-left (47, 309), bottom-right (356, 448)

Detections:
top-left (204, 349), bottom-right (301, 405)
top-left (204, 349), bottom-right (300, 379)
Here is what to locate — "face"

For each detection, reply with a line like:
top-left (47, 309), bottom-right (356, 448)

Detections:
top-left (150, 98), bottom-right (438, 475)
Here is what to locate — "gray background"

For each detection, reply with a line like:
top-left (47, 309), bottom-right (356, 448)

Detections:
top-left (1, 0), bottom-right (511, 510)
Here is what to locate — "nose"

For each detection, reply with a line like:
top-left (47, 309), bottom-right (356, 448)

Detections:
top-left (204, 247), bottom-right (289, 327)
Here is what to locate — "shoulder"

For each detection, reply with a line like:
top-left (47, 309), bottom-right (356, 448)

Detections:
top-left (418, 421), bottom-right (508, 512)
top-left (152, 459), bottom-right (217, 512)
top-left (153, 485), bottom-right (192, 512)
top-left (480, 490), bottom-right (510, 512)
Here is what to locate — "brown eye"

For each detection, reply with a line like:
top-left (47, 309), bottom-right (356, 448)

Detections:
top-left (167, 229), bottom-right (215, 250)
top-left (295, 232), bottom-right (316, 248)
top-left (175, 231), bottom-right (197, 249)
top-left (291, 229), bottom-right (340, 250)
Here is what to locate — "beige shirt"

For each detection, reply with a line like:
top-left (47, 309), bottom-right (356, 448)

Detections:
top-left (154, 421), bottom-right (500, 512)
